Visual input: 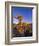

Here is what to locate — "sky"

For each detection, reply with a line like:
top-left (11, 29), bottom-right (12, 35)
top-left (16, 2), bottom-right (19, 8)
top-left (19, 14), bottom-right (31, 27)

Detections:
top-left (11, 6), bottom-right (33, 24)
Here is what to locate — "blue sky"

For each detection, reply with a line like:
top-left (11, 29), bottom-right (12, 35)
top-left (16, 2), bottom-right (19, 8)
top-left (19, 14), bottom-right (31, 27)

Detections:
top-left (11, 6), bottom-right (33, 24)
